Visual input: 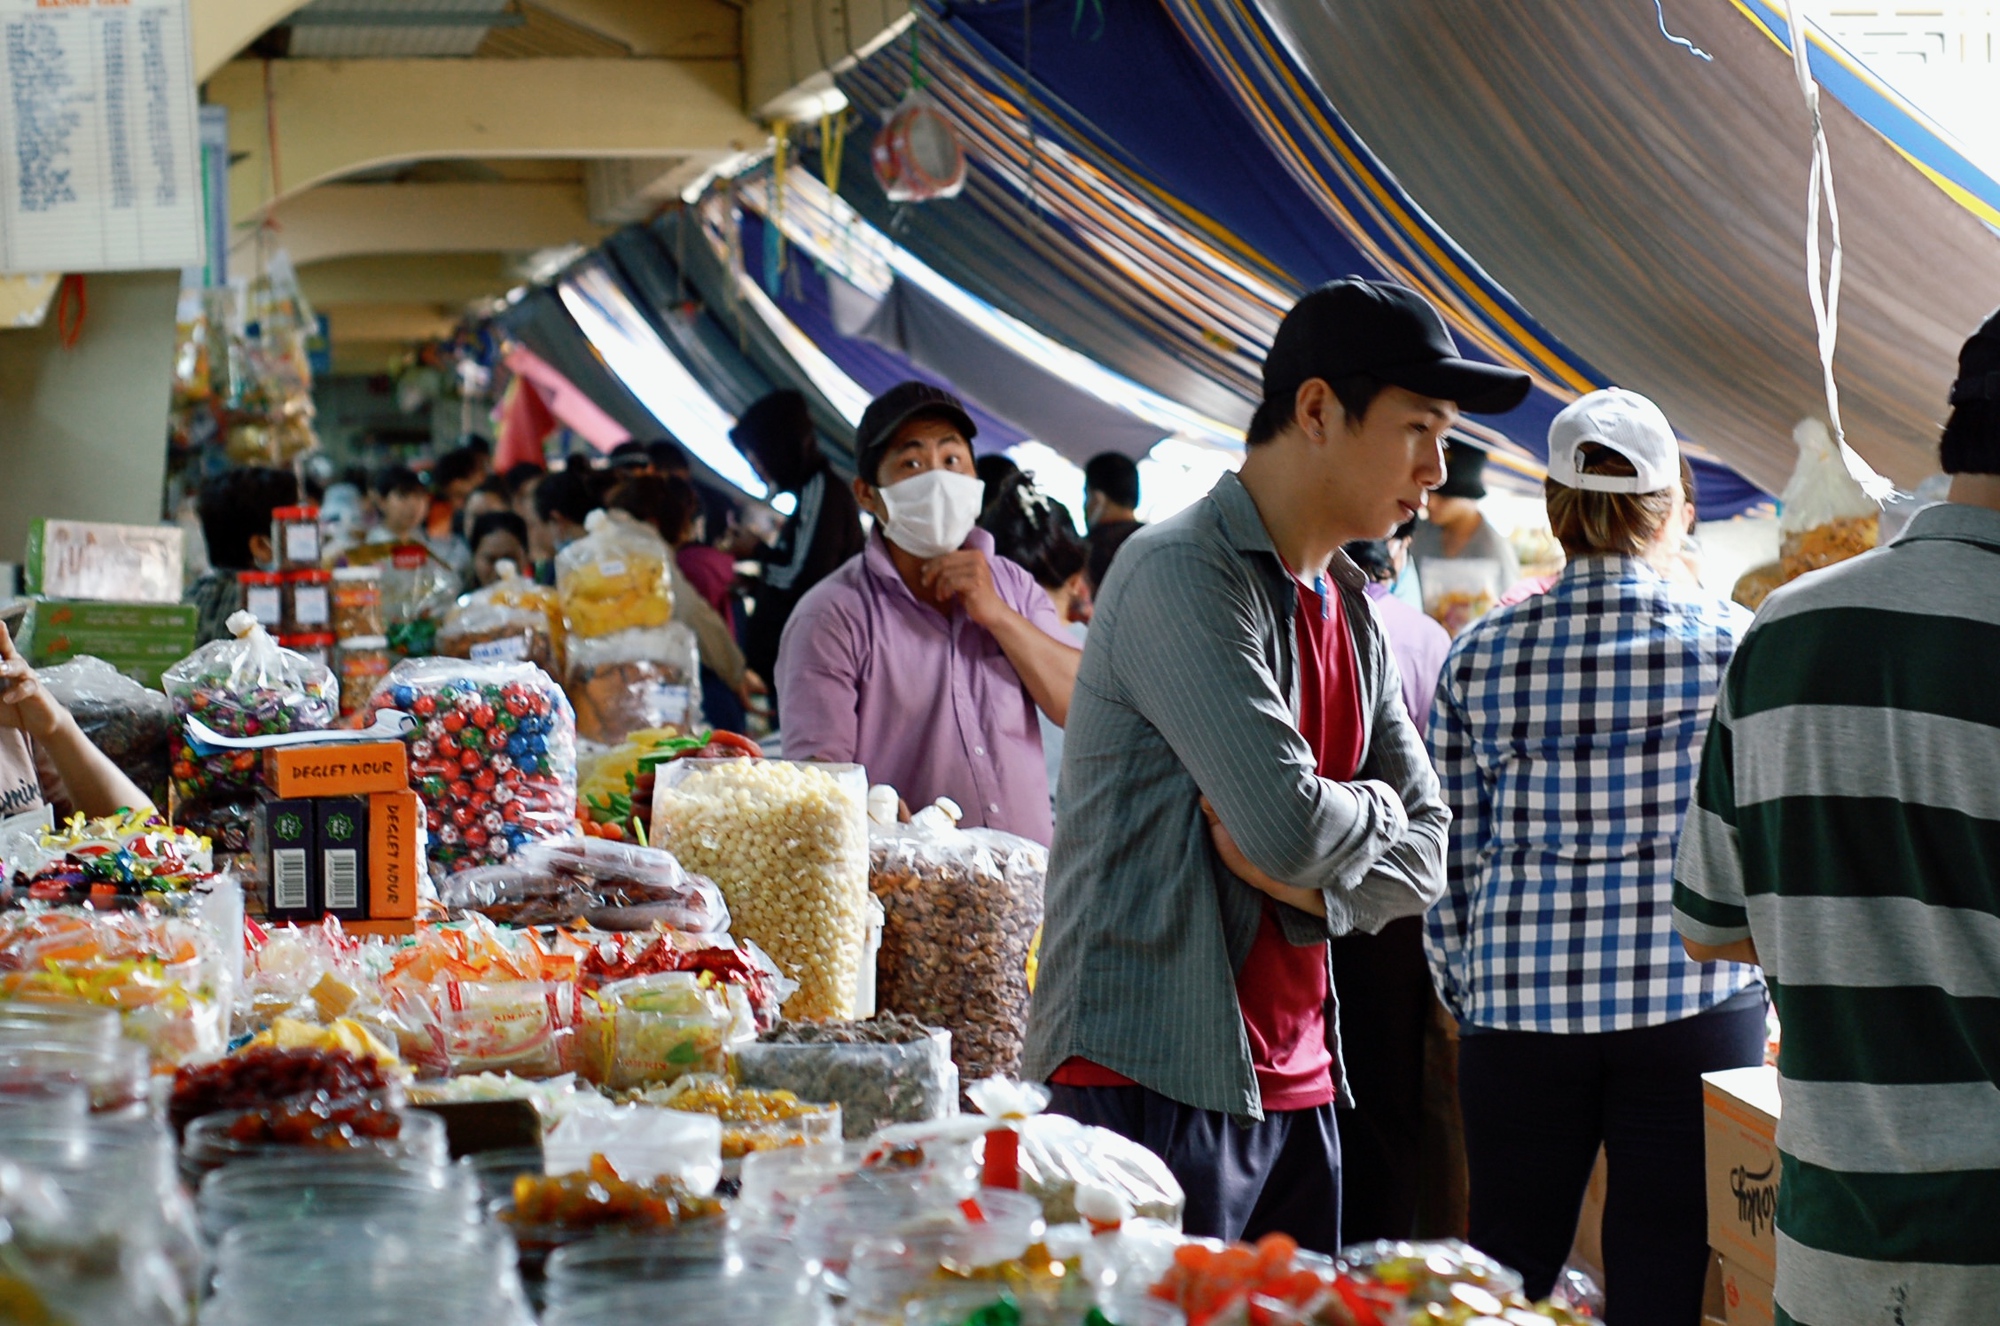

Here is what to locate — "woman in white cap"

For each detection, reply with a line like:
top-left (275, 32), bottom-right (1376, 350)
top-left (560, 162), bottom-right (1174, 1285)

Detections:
top-left (1424, 389), bottom-right (1765, 1324)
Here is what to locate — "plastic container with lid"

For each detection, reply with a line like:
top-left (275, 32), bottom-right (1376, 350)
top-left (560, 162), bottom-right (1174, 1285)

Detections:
top-left (278, 631), bottom-right (336, 671)
top-left (284, 567), bottom-right (334, 633)
top-left (272, 505), bottom-right (323, 571)
top-left (331, 564), bottom-right (385, 638)
top-left (198, 1154), bottom-right (480, 1243)
top-left (0, 1037), bottom-right (151, 1113)
top-left (334, 634), bottom-right (391, 715)
top-left (238, 570), bottom-right (285, 629)
top-left (179, 1104), bottom-right (449, 1183)
top-left (0, 1000), bottom-right (123, 1045)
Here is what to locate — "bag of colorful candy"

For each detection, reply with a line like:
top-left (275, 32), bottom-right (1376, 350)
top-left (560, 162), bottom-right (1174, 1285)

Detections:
top-left (37, 656), bottom-right (174, 814)
top-left (164, 611), bottom-right (338, 805)
top-left (2, 807), bottom-right (214, 910)
top-left (366, 656), bottom-right (576, 871)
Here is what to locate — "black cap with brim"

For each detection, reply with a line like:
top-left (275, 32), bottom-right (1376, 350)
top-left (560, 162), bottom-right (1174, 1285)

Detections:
top-left (1377, 355), bottom-right (1534, 416)
top-left (855, 382), bottom-right (979, 484)
top-left (1262, 279), bottom-right (1534, 421)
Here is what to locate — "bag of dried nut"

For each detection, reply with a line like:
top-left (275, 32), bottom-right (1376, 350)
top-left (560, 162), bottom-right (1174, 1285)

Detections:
top-left (651, 759), bottom-right (871, 1021)
top-left (868, 799), bottom-right (1046, 1089)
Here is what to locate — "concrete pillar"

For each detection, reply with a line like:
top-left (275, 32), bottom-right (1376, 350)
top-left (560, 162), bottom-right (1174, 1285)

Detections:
top-left (0, 270), bottom-right (179, 561)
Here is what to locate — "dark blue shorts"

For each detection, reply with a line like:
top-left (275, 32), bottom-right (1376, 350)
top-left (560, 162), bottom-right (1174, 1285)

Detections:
top-left (1045, 1082), bottom-right (1342, 1255)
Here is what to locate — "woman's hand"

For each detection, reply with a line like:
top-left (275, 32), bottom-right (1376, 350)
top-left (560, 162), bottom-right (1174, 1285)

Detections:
top-left (1201, 796), bottom-right (1326, 918)
top-left (0, 625), bottom-right (71, 742)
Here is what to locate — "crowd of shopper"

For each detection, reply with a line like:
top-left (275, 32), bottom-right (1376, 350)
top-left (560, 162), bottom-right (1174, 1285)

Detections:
top-left (166, 277), bottom-right (2000, 1325)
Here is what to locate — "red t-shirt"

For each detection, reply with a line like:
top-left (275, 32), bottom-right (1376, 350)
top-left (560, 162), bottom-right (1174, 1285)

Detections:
top-left (1055, 573), bottom-right (1364, 1110)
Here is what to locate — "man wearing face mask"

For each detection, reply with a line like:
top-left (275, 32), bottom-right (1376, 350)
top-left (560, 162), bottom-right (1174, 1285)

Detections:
top-left (774, 382), bottom-right (1082, 844)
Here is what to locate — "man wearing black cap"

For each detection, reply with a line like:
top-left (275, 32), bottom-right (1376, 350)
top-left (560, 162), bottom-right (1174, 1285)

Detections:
top-left (730, 390), bottom-right (866, 697)
top-left (1023, 280), bottom-right (1530, 1253)
top-left (774, 382), bottom-right (1081, 844)
top-left (1673, 313), bottom-right (2000, 1324)
top-left (1410, 440), bottom-right (1521, 609)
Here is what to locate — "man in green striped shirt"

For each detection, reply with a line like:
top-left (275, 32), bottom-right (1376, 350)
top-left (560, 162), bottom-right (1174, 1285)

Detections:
top-left (1674, 314), bottom-right (2000, 1326)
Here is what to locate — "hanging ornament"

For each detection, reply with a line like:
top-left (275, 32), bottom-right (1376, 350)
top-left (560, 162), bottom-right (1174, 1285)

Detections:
top-left (871, 90), bottom-right (967, 203)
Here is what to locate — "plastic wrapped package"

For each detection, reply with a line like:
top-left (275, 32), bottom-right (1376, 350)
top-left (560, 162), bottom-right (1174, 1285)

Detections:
top-left (566, 622), bottom-right (702, 744)
top-left (1777, 419), bottom-right (1889, 582)
top-left (733, 1017), bottom-right (958, 1139)
top-left (440, 561), bottom-right (562, 675)
top-left (437, 978), bottom-right (583, 1079)
top-left (557, 509), bottom-right (673, 639)
top-left (872, 811), bottom-right (1045, 1087)
top-left (1419, 558), bottom-right (1500, 638)
top-left (542, 1100), bottom-right (724, 1196)
top-left (440, 835), bottom-right (730, 932)
top-left (163, 612), bottom-right (338, 805)
top-left (36, 656), bottom-right (173, 812)
top-left (634, 1076), bottom-right (841, 1159)
top-left (367, 657), bottom-right (577, 871)
top-left (369, 543), bottom-right (462, 658)
top-left (580, 971), bottom-right (752, 1090)
top-left (651, 759), bottom-right (870, 1020)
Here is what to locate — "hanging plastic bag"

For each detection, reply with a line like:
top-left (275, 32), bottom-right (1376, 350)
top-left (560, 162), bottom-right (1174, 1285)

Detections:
top-left (1776, 417), bottom-right (1890, 581)
top-left (872, 89), bottom-right (968, 202)
top-left (164, 612), bottom-right (338, 806)
top-left (439, 559), bottom-right (562, 675)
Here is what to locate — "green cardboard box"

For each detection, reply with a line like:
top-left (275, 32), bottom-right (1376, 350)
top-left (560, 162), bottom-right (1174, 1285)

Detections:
top-left (16, 598), bottom-right (197, 687)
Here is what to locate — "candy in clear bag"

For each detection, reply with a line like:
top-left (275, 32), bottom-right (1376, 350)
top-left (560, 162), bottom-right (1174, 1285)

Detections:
top-left (164, 611), bottom-right (337, 805)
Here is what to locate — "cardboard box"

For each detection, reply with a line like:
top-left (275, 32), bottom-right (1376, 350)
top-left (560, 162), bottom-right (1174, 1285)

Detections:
top-left (258, 797), bottom-right (318, 921)
top-left (16, 598), bottom-right (198, 687)
top-left (1704, 1065), bottom-right (1781, 1282)
top-left (343, 917), bottom-right (419, 938)
top-left (264, 741), bottom-right (410, 799)
top-left (1718, 1254), bottom-right (1775, 1326)
top-left (316, 796), bottom-right (369, 922)
top-left (367, 790), bottom-right (421, 920)
top-left (25, 519), bottom-right (183, 603)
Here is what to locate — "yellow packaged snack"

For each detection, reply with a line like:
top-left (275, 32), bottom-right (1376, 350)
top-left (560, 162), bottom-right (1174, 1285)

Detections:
top-left (557, 510), bottom-right (672, 640)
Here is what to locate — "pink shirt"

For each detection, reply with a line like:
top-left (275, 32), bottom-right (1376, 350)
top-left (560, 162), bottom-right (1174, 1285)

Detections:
top-left (1363, 580), bottom-right (1452, 735)
top-left (775, 528), bottom-right (1068, 844)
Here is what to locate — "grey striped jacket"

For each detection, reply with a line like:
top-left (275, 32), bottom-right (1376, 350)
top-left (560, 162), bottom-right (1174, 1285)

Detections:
top-left (1022, 471), bottom-right (1449, 1120)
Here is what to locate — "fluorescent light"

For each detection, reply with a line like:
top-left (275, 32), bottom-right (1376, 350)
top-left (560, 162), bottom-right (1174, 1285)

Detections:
top-left (732, 272), bottom-right (873, 425)
top-left (558, 265), bottom-right (769, 499)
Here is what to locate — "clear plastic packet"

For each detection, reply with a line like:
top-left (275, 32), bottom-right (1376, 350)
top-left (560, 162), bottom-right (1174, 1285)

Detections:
top-left (1419, 558), bottom-right (1500, 637)
top-left (636, 1074), bottom-right (842, 1160)
top-left (439, 560), bottom-right (561, 675)
top-left (557, 509), bottom-right (673, 640)
top-left (565, 622), bottom-right (702, 743)
top-left (541, 1096), bottom-right (723, 1195)
top-left (163, 611), bottom-right (338, 805)
top-left (580, 971), bottom-right (751, 1090)
top-left (1777, 418), bottom-right (1891, 583)
top-left (367, 657), bottom-right (577, 872)
top-left (652, 759), bottom-right (871, 1020)
top-left (883, 1078), bottom-right (1186, 1229)
top-left (346, 542), bottom-right (461, 658)
top-left (37, 656), bottom-right (174, 813)
top-left (871, 810), bottom-right (1045, 1088)
top-left (1335, 1239), bottom-right (1529, 1313)
top-left (734, 1022), bottom-right (958, 1139)
top-left (438, 978), bottom-right (582, 1078)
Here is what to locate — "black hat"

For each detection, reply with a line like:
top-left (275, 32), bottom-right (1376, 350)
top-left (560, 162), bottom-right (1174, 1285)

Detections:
top-left (1263, 280), bottom-right (1532, 417)
top-left (731, 390), bottom-right (819, 491)
top-left (1433, 440), bottom-right (1491, 500)
top-left (607, 440), bottom-right (652, 470)
top-left (855, 382), bottom-right (978, 484)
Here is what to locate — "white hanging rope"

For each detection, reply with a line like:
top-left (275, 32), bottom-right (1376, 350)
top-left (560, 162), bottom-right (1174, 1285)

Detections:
top-left (1785, 4), bottom-right (1847, 446)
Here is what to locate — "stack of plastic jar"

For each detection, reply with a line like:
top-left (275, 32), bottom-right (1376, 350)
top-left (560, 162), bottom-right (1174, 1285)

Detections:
top-left (197, 1152), bottom-right (482, 1244)
top-left (203, 1212), bottom-right (535, 1326)
top-left (179, 1103), bottom-right (448, 1184)
top-left (542, 1225), bottom-right (818, 1316)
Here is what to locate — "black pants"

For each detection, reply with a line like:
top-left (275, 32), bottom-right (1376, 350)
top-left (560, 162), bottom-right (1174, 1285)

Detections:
top-left (1046, 1083), bottom-right (1343, 1255)
top-left (1457, 994), bottom-right (1766, 1326)
top-left (1329, 916), bottom-right (1433, 1243)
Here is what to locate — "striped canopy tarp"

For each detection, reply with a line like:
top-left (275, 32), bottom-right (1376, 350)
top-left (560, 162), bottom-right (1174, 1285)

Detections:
top-left (823, 0), bottom-right (1770, 515)
top-left (1245, 0), bottom-right (2000, 491)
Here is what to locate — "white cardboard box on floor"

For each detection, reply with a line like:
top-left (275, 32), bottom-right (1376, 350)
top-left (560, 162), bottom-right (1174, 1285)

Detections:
top-left (1703, 1065), bottom-right (1781, 1283)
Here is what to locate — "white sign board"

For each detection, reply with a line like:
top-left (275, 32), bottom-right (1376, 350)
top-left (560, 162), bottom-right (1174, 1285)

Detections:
top-left (0, 0), bottom-right (203, 274)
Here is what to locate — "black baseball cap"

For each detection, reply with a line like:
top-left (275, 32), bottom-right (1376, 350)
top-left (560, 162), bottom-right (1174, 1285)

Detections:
top-left (1263, 280), bottom-right (1532, 417)
top-left (855, 382), bottom-right (979, 484)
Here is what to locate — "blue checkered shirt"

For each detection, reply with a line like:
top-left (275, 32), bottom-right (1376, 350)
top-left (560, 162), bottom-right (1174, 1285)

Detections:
top-left (1426, 555), bottom-right (1762, 1033)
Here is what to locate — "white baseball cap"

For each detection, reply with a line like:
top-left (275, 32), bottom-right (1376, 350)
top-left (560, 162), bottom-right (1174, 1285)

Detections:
top-left (1546, 388), bottom-right (1680, 493)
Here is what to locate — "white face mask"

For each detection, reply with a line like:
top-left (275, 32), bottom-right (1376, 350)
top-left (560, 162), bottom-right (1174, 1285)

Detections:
top-left (875, 468), bottom-right (986, 559)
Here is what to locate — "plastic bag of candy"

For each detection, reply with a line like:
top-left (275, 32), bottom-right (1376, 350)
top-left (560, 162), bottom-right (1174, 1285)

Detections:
top-left (367, 657), bottom-right (576, 871)
top-left (164, 612), bottom-right (337, 805)
top-left (438, 560), bottom-right (562, 675)
top-left (436, 977), bottom-right (583, 1079)
top-left (441, 835), bottom-right (730, 933)
top-left (565, 622), bottom-right (702, 744)
top-left (556, 509), bottom-right (672, 640)
top-left (580, 970), bottom-right (753, 1090)
top-left (37, 656), bottom-right (173, 814)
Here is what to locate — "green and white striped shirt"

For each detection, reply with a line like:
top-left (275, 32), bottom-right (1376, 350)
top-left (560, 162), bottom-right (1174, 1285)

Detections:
top-left (1674, 501), bottom-right (2000, 1326)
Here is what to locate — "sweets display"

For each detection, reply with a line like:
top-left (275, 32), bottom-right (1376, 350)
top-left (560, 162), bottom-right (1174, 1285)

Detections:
top-left (505, 1152), bottom-right (723, 1233)
top-left (581, 971), bottom-right (752, 1090)
top-left (652, 759), bottom-right (871, 1021)
top-left (168, 1045), bottom-right (393, 1136)
top-left (330, 565), bottom-right (385, 638)
top-left (164, 613), bottom-right (338, 805)
top-left (556, 510), bottom-right (673, 640)
top-left (441, 835), bottom-right (730, 932)
top-left (872, 813), bottom-right (1045, 1087)
top-left (566, 623), bottom-right (702, 745)
top-left (368, 657), bottom-right (577, 870)
top-left (635, 1076), bottom-right (840, 1159)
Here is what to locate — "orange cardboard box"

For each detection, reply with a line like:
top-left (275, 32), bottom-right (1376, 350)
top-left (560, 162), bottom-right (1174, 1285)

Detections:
top-left (1718, 1254), bottom-right (1775, 1326)
top-left (1704, 1066), bottom-right (1781, 1283)
top-left (264, 741), bottom-right (409, 799)
top-left (367, 790), bottom-right (421, 920)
